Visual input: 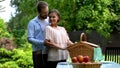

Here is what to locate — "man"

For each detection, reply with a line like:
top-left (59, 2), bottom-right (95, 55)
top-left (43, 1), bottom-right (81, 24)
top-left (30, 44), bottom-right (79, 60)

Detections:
top-left (27, 1), bottom-right (49, 68)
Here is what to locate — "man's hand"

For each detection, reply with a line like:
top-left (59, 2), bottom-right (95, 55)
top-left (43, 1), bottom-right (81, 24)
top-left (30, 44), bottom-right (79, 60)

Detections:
top-left (44, 39), bottom-right (54, 47)
top-left (44, 39), bottom-right (67, 50)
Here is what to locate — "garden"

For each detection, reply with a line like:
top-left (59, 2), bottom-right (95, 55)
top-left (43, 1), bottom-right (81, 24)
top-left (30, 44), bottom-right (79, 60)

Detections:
top-left (0, 0), bottom-right (120, 68)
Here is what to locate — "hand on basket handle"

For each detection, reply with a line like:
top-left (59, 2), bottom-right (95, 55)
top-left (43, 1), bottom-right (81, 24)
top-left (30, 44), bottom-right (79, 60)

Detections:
top-left (80, 32), bottom-right (87, 42)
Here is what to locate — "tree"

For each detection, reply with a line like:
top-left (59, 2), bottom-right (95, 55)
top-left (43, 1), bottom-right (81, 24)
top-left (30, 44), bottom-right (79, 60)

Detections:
top-left (0, 18), bottom-right (11, 38)
top-left (0, 0), bottom-right (5, 12)
top-left (8, 0), bottom-right (120, 43)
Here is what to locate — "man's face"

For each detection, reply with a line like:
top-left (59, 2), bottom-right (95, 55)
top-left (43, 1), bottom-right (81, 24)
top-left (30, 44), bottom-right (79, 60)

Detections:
top-left (39, 6), bottom-right (48, 19)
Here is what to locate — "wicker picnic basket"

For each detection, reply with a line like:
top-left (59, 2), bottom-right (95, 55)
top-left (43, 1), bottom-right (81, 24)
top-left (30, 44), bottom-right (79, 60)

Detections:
top-left (73, 62), bottom-right (101, 68)
top-left (67, 33), bottom-right (99, 62)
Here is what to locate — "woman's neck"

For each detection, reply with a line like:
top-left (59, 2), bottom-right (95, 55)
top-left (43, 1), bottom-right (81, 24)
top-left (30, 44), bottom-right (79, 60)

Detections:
top-left (50, 24), bottom-right (57, 27)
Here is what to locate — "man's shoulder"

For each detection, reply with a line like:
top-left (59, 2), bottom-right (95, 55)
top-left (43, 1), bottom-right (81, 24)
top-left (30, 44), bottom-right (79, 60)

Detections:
top-left (28, 16), bottom-right (38, 24)
top-left (30, 16), bottom-right (37, 22)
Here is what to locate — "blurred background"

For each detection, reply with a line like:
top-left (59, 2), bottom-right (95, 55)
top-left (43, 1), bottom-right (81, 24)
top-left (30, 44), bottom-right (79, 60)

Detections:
top-left (0, 0), bottom-right (120, 68)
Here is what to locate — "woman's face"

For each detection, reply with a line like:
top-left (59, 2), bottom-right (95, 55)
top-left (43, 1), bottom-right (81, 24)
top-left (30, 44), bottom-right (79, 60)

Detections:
top-left (49, 12), bottom-right (59, 26)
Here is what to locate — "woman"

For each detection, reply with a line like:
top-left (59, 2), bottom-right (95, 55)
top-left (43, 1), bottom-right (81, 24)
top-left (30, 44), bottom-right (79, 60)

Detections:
top-left (44, 9), bottom-right (73, 68)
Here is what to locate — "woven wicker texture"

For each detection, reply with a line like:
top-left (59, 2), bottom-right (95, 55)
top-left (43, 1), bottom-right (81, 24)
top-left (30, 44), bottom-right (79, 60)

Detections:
top-left (73, 63), bottom-right (101, 68)
top-left (67, 33), bottom-right (99, 62)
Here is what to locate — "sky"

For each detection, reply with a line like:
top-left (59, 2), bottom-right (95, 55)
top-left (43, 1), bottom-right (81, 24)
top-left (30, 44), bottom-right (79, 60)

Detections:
top-left (0, 0), bottom-right (16, 22)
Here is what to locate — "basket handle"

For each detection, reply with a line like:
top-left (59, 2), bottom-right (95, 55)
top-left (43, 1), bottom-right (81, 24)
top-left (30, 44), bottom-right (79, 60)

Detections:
top-left (80, 32), bottom-right (87, 42)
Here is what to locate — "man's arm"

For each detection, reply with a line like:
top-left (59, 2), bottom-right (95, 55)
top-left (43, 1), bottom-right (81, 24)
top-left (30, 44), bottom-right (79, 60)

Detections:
top-left (27, 21), bottom-right (44, 45)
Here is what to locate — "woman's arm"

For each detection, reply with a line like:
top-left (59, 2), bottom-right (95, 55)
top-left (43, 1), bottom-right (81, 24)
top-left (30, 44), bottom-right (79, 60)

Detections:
top-left (44, 39), bottom-right (66, 50)
top-left (67, 40), bottom-right (74, 46)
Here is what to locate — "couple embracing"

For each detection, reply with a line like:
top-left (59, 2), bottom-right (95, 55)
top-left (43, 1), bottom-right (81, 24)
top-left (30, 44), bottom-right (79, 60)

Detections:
top-left (27, 1), bottom-right (73, 68)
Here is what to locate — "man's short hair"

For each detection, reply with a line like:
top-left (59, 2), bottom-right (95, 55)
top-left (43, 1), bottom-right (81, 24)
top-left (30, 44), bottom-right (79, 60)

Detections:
top-left (37, 1), bottom-right (48, 13)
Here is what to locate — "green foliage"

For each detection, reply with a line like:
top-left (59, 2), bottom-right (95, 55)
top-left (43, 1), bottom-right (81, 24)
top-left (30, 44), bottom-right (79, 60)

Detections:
top-left (7, 0), bottom-right (120, 40)
top-left (8, 0), bottom-right (36, 47)
top-left (0, 61), bottom-right (19, 68)
top-left (0, 47), bottom-right (33, 68)
top-left (74, 0), bottom-right (115, 38)
top-left (12, 29), bottom-right (26, 47)
top-left (0, 19), bottom-right (12, 38)
top-left (0, 21), bottom-right (32, 67)
top-left (0, 48), bottom-right (13, 58)
top-left (9, 0), bottom-right (36, 30)
top-left (12, 48), bottom-right (33, 68)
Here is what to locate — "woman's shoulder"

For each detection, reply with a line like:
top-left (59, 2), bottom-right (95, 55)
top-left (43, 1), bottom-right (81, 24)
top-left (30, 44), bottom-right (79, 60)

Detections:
top-left (58, 26), bottom-right (66, 31)
top-left (58, 26), bottom-right (65, 29)
top-left (46, 26), bottom-right (53, 30)
top-left (46, 25), bottom-right (50, 28)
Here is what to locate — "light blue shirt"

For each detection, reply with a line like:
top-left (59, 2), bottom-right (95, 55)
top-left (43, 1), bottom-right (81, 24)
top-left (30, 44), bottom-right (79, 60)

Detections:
top-left (27, 16), bottom-right (49, 52)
